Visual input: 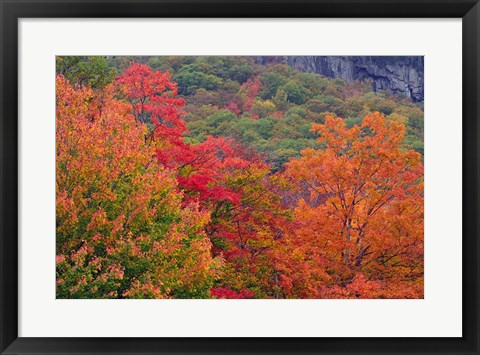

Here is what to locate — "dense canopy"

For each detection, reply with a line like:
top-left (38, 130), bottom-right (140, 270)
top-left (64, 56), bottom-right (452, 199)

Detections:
top-left (56, 57), bottom-right (424, 299)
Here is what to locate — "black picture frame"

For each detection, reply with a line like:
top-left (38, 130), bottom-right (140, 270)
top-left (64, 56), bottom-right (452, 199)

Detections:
top-left (1, 1), bottom-right (479, 354)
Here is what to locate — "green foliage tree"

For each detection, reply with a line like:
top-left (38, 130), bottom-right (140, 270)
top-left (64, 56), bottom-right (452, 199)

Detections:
top-left (282, 80), bottom-right (311, 104)
top-left (56, 56), bottom-right (116, 88)
top-left (174, 65), bottom-right (223, 95)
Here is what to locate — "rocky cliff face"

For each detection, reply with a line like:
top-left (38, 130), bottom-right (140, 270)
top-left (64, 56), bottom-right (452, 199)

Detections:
top-left (257, 56), bottom-right (424, 102)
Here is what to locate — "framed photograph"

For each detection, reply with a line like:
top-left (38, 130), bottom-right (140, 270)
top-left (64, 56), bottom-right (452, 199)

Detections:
top-left (1, 0), bottom-right (478, 354)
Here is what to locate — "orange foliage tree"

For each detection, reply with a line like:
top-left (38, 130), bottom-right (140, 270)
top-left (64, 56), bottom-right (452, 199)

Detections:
top-left (56, 76), bottom-right (220, 298)
top-left (280, 113), bottom-right (424, 298)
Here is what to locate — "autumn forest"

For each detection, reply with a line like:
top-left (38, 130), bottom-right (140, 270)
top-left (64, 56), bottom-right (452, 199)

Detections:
top-left (56, 56), bottom-right (424, 299)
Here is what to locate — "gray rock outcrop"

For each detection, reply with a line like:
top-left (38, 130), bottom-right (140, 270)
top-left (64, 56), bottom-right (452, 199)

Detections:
top-left (257, 56), bottom-right (424, 102)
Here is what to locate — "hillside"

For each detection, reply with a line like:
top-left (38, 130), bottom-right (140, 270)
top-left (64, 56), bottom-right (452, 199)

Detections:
top-left (55, 56), bottom-right (424, 299)
top-left (103, 56), bottom-right (424, 170)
